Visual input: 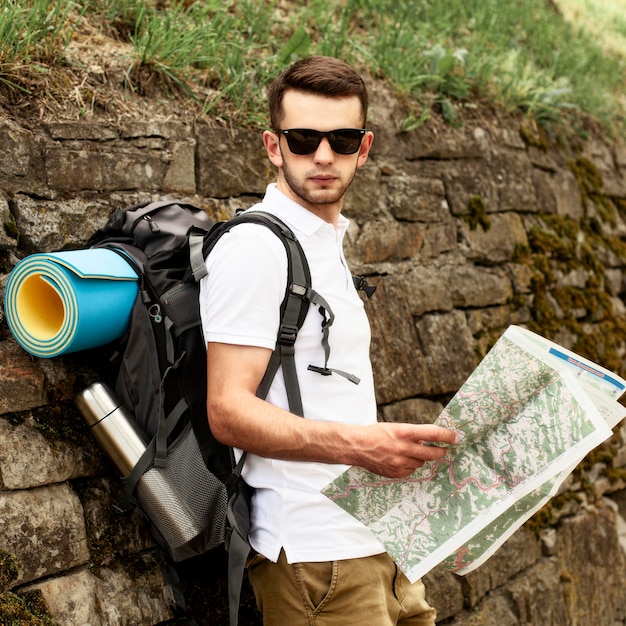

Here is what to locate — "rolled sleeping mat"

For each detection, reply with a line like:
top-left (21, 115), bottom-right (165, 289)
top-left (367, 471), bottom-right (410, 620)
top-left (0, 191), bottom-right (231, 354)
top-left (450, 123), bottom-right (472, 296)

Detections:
top-left (4, 248), bottom-right (139, 358)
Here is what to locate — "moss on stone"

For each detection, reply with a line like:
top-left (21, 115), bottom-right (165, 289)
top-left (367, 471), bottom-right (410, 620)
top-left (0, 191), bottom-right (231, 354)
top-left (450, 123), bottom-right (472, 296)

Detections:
top-left (3, 216), bottom-right (19, 241)
top-left (592, 231), bottom-right (626, 260)
top-left (540, 213), bottom-right (580, 241)
top-left (73, 478), bottom-right (158, 575)
top-left (579, 240), bottom-right (606, 280)
top-left (573, 321), bottom-right (626, 377)
top-left (509, 293), bottom-right (527, 311)
top-left (570, 156), bottom-right (617, 225)
top-left (31, 403), bottom-right (90, 449)
top-left (529, 253), bottom-right (553, 286)
top-left (0, 550), bottom-right (19, 593)
top-left (0, 590), bottom-right (57, 626)
top-left (553, 285), bottom-right (614, 324)
top-left (570, 156), bottom-right (604, 197)
top-left (511, 242), bottom-right (531, 264)
top-left (519, 122), bottom-right (549, 152)
top-left (525, 502), bottom-right (553, 535)
top-left (604, 466), bottom-right (626, 483)
top-left (462, 195), bottom-right (491, 232)
top-left (505, 177), bottom-right (626, 377)
top-left (527, 224), bottom-right (576, 262)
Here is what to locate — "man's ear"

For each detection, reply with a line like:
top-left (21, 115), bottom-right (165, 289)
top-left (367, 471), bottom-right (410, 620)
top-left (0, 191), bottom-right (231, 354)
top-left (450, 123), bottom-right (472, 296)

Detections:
top-left (356, 130), bottom-right (374, 168)
top-left (263, 130), bottom-right (283, 168)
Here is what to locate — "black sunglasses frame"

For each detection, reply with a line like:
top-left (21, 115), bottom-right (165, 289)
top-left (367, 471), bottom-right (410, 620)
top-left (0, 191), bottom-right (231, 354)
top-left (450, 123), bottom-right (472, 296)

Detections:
top-left (275, 128), bottom-right (366, 155)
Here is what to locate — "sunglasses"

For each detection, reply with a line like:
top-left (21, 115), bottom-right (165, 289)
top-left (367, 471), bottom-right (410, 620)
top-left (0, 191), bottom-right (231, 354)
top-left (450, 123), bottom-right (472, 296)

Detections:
top-left (275, 128), bottom-right (366, 155)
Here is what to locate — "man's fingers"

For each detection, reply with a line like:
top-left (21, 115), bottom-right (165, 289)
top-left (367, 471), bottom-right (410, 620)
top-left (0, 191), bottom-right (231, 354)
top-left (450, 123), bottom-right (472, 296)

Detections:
top-left (413, 442), bottom-right (450, 462)
top-left (408, 424), bottom-right (460, 446)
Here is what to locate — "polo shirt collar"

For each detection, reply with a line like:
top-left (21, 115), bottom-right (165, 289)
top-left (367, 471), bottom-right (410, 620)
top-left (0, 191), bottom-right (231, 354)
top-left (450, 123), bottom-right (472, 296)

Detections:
top-left (258, 184), bottom-right (350, 239)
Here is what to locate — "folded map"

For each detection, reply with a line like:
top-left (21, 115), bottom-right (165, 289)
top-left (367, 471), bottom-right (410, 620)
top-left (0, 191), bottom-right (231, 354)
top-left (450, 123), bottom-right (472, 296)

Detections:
top-left (322, 325), bottom-right (626, 582)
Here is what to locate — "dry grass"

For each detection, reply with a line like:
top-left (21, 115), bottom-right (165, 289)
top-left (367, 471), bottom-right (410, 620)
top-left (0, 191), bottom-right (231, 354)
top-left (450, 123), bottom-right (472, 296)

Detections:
top-left (1, 0), bottom-right (625, 136)
top-left (555, 0), bottom-right (626, 58)
top-left (554, 0), bottom-right (626, 118)
top-left (0, 3), bottom-right (210, 125)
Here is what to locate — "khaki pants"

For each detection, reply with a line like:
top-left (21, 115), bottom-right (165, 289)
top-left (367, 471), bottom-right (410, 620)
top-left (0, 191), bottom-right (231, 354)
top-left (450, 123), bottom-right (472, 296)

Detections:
top-left (247, 550), bottom-right (436, 626)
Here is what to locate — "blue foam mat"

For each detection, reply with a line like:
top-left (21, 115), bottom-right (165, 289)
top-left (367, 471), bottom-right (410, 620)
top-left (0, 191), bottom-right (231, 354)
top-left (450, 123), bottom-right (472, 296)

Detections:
top-left (4, 249), bottom-right (139, 358)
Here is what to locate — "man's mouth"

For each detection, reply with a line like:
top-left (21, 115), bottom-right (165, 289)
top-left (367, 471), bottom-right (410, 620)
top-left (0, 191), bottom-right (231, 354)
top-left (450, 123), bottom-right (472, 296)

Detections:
top-left (311, 175), bottom-right (336, 185)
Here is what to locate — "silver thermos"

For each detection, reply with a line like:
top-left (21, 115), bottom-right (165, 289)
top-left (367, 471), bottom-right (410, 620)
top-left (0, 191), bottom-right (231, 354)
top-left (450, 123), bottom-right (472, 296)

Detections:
top-left (75, 382), bottom-right (203, 558)
top-left (76, 381), bottom-right (148, 475)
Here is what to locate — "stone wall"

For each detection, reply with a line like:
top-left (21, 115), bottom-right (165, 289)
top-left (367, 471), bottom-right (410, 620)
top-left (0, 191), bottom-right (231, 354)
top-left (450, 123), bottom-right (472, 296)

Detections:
top-left (2, 85), bottom-right (626, 625)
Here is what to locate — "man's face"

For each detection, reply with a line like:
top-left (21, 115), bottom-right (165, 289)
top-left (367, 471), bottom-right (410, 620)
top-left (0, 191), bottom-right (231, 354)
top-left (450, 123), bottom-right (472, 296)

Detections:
top-left (263, 90), bottom-right (373, 223)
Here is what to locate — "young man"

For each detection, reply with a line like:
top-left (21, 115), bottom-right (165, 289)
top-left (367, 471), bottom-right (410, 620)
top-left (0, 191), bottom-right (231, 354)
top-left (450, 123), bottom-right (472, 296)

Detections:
top-left (199, 56), bottom-right (458, 625)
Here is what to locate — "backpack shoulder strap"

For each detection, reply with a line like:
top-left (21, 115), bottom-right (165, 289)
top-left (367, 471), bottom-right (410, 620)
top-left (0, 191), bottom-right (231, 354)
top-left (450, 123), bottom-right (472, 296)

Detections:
top-left (201, 210), bottom-right (310, 416)
top-left (249, 212), bottom-right (309, 416)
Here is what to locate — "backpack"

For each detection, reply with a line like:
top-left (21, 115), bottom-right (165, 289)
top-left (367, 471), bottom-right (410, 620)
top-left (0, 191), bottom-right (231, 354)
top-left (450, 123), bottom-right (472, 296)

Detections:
top-left (82, 199), bottom-right (375, 625)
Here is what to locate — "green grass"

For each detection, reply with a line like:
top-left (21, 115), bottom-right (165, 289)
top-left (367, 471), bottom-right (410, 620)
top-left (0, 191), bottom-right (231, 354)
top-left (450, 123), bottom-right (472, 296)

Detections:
top-left (0, 0), bottom-right (78, 90)
top-left (1, 0), bottom-right (625, 135)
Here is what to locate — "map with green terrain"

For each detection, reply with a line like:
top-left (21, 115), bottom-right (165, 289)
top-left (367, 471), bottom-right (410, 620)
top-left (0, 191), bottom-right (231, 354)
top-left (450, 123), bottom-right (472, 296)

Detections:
top-left (323, 326), bottom-right (625, 582)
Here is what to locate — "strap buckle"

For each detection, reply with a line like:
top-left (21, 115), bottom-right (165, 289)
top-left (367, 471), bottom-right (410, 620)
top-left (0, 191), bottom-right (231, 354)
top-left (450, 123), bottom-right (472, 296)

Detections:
top-left (278, 324), bottom-right (298, 346)
top-left (290, 283), bottom-right (308, 298)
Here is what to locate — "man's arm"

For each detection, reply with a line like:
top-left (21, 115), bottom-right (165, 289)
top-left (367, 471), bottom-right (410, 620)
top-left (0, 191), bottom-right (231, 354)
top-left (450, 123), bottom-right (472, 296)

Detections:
top-left (206, 342), bottom-right (459, 479)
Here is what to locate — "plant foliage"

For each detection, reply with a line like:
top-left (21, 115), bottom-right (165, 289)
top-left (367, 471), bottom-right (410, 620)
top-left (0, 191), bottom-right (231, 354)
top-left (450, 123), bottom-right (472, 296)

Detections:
top-left (0, 0), bottom-right (624, 134)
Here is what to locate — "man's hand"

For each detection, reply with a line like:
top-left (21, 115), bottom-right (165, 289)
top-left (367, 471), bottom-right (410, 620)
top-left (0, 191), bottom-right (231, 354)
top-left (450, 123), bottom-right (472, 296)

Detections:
top-left (349, 422), bottom-right (459, 478)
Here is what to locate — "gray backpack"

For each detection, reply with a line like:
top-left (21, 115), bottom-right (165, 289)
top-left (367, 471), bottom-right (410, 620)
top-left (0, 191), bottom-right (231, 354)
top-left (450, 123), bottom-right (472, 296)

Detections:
top-left (83, 200), bottom-right (374, 624)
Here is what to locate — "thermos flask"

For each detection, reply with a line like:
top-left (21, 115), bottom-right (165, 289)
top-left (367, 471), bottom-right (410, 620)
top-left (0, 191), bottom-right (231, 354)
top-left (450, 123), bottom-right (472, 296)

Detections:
top-left (75, 381), bottom-right (148, 475)
top-left (75, 381), bottom-right (203, 558)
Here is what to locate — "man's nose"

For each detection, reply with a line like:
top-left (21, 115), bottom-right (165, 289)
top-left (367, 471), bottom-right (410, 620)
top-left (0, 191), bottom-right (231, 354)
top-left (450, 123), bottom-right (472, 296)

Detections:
top-left (313, 137), bottom-right (335, 162)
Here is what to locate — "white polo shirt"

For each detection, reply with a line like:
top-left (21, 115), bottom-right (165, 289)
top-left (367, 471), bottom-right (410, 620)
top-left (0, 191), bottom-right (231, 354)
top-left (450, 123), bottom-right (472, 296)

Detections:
top-left (199, 184), bottom-right (385, 563)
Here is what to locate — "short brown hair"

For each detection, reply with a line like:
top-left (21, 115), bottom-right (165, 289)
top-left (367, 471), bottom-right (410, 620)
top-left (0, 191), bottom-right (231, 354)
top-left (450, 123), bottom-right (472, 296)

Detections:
top-left (268, 56), bottom-right (369, 129)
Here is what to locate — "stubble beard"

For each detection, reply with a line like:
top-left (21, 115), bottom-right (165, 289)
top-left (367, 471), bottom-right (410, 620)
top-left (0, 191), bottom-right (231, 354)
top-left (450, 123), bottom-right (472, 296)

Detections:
top-left (281, 159), bottom-right (357, 210)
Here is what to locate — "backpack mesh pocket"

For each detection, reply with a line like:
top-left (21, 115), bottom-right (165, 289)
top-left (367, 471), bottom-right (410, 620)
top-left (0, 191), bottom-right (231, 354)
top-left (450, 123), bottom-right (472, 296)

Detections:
top-left (135, 421), bottom-right (228, 561)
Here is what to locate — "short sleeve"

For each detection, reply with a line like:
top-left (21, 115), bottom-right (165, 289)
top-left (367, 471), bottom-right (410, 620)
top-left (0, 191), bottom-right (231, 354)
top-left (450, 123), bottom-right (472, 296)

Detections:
top-left (199, 223), bottom-right (289, 350)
